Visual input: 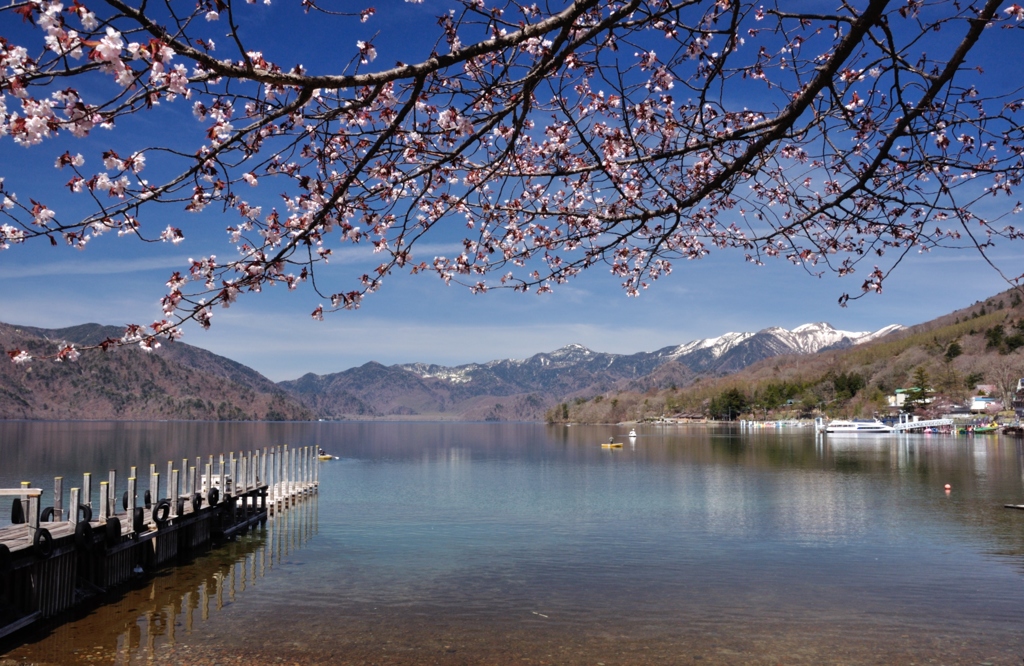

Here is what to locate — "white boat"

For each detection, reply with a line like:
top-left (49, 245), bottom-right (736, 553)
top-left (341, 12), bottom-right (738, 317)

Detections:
top-left (823, 418), bottom-right (892, 434)
top-left (628, 429), bottom-right (637, 438)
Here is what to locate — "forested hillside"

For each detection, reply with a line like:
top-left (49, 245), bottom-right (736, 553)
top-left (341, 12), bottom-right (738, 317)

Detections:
top-left (0, 323), bottom-right (312, 421)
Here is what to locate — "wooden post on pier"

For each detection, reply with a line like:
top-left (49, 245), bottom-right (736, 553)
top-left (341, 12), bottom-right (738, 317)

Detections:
top-left (83, 472), bottom-right (92, 511)
top-left (108, 470), bottom-right (116, 518)
top-left (218, 454), bottom-right (225, 499)
top-left (99, 481), bottom-right (109, 522)
top-left (54, 476), bottom-right (64, 522)
top-left (230, 454), bottom-right (238, 523)
top-left (239, 455), bottom-right (247, 496)
top-left (127, 477), bottom-right (137, 536)
top-left (69, 488), bottom-right (80, 526)
top-left (281, 445), bottom-right (288, 503)
top-left (26, 486), bottom-right (38, 531)
top-left (166, 461), bottom-right (173, 499)
top-left (150, 471), bottom-right (160, 511)
top-left (18, 481), bottom-right (34, 529)
top-left (289, 447), bottom-right (296, 501)
top-left (275, 446), bottom-right (282, 508)
top-left (170, 470), bottom-right (180, 518)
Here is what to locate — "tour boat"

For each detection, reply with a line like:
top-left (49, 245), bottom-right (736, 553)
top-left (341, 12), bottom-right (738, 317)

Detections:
top-left (824, 419), bottom-right (892, 434)
top-left (628, 429), bottom-right (637, 438)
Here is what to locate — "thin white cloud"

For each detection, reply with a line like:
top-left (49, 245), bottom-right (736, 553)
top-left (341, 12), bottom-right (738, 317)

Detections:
top-left (0, 241), bottom-right (468, 280)
top-left (0, 254), bottom-right (191, 279)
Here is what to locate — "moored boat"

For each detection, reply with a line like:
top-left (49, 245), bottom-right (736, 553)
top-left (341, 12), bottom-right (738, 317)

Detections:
top-left (824, 418), bottom-right (892, 434)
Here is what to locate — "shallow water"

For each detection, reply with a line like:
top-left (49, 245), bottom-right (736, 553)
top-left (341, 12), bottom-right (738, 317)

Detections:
top-left (2, 421), bottom-right (1024, 664)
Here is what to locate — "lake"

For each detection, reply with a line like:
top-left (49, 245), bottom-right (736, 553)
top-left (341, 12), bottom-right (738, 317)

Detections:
top-left (1, 420), bottom-right (1023, 664)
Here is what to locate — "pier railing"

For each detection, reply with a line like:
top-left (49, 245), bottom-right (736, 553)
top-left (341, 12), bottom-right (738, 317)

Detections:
top-left (0, 444), bottom-right (320, 640)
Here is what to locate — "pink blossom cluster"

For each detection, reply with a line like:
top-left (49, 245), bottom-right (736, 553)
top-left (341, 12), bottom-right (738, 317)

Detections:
top-left (1, 0), bottom-right (1023, 363)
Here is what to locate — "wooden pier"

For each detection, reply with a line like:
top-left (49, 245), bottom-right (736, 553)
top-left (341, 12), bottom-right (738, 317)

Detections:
top-left (0, 444), bottom-right (320, 640)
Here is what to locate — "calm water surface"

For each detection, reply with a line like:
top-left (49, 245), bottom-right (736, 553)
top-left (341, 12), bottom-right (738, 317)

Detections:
top-left (1, 421), bottom-right (1023, 665)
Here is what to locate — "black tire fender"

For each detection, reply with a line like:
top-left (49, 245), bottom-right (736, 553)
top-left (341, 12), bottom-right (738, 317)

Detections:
top-left (78, 503), bottom-right (93, 523)
top-left (0, 543), bottom-right (11, 576)
top-left (133, 506), bottom-right (146, 533)
top-left (153, 499), bottom-right (171, 524)
top-left (74, 520), bottom-right (94, 550)
top-left (104, 516), bottom-right (121, 547)
top-left (191, 493), bottom-right (202, 513)
top-left (39, 506), bottom-right (54, 522)
top-left (10, 499), bottom-right (24, 525)
top-left (122, 490), bottom-right (129, 511)
top-left (33, 528), bottom-right (53, 560)
top-left (207, 487), bottom-right (220, 506)
top-left (144, 490), bottom-right (152, 509)
top-left (176, 497), bottom-right (187, 517)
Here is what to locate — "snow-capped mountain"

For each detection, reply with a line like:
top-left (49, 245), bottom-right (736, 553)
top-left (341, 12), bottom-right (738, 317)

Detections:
top-left (280, 322), bottom-right (903, 420)
top-left (401, 321), bottom-right (905, 385)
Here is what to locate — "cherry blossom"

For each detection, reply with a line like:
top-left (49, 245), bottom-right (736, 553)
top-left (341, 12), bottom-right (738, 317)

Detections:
top-left (0, 0), bottom-right (1022, 363)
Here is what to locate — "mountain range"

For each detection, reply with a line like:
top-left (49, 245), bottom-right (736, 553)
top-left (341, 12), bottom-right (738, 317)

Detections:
top-left (0, 320), bottom-right (903, 421)
top-left (281, 322), bottom-right (903, 420)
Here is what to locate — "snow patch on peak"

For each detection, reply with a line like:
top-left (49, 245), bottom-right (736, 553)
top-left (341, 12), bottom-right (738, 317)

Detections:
top-left (853, 324), bottom-right (905, 344)
top-left (791, 322), bottom-right (835, 333)
top-left (548, 343), bottom-right (593, 357)
top-left (669, 331), bottom-right (752, 359)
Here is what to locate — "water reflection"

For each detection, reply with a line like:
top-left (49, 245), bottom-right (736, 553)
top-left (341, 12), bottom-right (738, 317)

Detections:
top-left (2, 422), bottom-right (1024, 664)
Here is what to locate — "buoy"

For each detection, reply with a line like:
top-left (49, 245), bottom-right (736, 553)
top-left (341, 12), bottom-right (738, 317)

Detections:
top-left (944, 483), bottom-right (951, 490)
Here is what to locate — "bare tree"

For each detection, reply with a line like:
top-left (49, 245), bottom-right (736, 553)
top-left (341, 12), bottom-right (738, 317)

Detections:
top-left (1, 0), bottom-right (1023, 360)
top-left (984, 351), bottom-right (1024, 408)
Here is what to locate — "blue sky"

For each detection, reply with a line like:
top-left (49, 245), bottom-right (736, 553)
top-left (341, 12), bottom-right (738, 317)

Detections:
top-left (0, 231), bottom-right (1012, 381)
top-left (0, 1), bottom-right (1020, 381)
